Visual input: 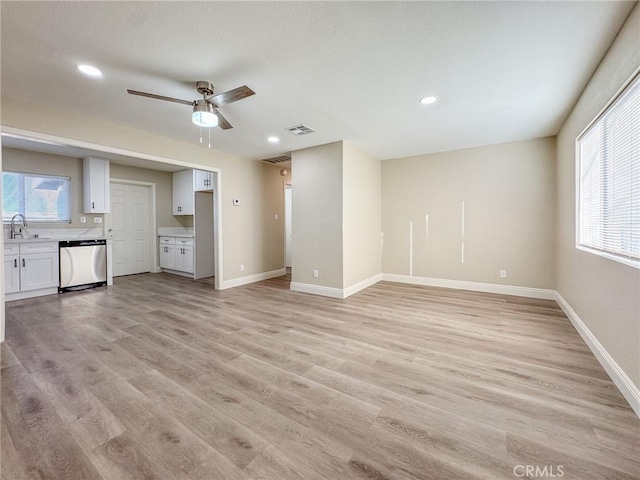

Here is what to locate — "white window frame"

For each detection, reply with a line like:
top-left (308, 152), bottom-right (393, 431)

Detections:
top-left (575, 68), bottom-right (640, 270)
top-left (2, 171), bottom-right (72, 223)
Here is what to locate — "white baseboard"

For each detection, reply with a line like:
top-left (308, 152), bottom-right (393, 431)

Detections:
top-left (343, 274), bottom-right (383, 298)
top-left (290, 282), bottom-right (344, 299)
top-left (555, 292), bottom-right (640, 418)
top-left (291, 274), bottom-right (382, 299)
top-left (221, 268), bottom-right (286, 290)
top-left (380, 273), bottom-right (557, 300)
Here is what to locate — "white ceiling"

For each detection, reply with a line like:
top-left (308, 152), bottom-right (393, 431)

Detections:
top-left (0, 2), bottom-right (634, 161)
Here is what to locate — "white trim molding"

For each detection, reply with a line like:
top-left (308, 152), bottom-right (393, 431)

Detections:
top-left (343, 274), bottom-right (383, 298)
top-left (291, 274), bottom-right (382, 299)
top-left (290, 282), bottom-right (344, 299)
top-left (221, 268), bottom-right (286, 290)
top-left (380, 273), bottom-right (557, 300)
top-left (555, 292), bottom-right (640, 418)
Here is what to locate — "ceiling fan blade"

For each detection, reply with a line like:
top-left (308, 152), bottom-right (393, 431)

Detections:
top-left (209, 85), bottom-right (255, 107)
top-left (127, 89), bottom-right (195, 106)
top-left (212, 108), bottom-right (233, 130)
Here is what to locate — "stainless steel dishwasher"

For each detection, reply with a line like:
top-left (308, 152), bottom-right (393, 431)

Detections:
top-left (59, 239), bottom-right (107, 292)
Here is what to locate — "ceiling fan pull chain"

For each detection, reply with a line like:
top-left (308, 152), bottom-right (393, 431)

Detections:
top-left (199, 126), bottom-right (203, 144)
top-left (208, 128), bottom-right (211, 149)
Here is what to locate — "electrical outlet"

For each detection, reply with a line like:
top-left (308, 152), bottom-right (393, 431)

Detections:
top-left (80, 216), bottom-right (86, 223)
top-left (240, 264), bottom-right (245, 272)
top-left (313, 269), bottom-right (319, 278)
top-left (94, 217), bottom-right (102, 224)
top-left (500, 270), bottom-right (507, 278)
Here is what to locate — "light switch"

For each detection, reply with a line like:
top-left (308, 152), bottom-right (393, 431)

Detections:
top-left (275, 214), bottom-right (279, 220)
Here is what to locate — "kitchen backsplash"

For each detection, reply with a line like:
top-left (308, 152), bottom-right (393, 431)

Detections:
top-left (158, 226), bottom-right (194, 236)
top-left (3, 225), bottom-right (104, 240)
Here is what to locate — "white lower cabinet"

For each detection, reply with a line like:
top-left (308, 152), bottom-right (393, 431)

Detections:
top-left (159, 237), bottom-right (193, 275)
top-left (4, 241), bottom-right (60, 300)
top-left (175, 245), bottom-right (194, 273)
top-left (21, 252), bottom-right (59, 291)
top-left (4, 255), bottom-right (20, 294)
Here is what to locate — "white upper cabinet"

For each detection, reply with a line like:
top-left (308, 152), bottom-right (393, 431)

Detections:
top-left (193, 170), bottom-right (213, 191)
top-left (173, 169), bottom-right (212, 214)
top-left (84, 157), bottom-right (110, 213)
top-left (172, 170), bottom-right (195, 215)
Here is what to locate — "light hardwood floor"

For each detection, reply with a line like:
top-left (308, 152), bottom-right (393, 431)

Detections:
top-left (1, 272), bottom-right (639, 480)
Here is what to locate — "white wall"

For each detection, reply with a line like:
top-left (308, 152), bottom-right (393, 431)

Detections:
top-left (382, 137), bottom-right (556, 289)
top-left (343, 141), bottom-right (382, 288)
top-left (556, 5), bottom-right (640, 389)
top-left (291, 141), bottom-right (344, 288)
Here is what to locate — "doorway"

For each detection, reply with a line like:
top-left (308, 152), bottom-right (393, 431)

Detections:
top-left (284, 183), bottom-right (292, 268)
top-left (108, 180), bottom-right (155, 277)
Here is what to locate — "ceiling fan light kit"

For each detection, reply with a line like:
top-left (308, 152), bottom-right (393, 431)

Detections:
top-left (192, 100), bottom-right (219, 127)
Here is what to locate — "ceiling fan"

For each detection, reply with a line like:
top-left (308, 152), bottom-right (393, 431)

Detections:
top-left (127, 81), bottom-right (255, 130)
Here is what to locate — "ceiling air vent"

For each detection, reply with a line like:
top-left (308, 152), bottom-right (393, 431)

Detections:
top-left (261, 153), bottom-right (292, 164)
top-left (285, 124), bottom-right (316, 136)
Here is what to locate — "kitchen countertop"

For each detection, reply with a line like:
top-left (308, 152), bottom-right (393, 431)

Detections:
top-left (159, 233), bottom-right (195, 238)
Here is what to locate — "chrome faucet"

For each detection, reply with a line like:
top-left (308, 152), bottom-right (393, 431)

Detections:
top-left (10, 214), bottom-right (28, 239)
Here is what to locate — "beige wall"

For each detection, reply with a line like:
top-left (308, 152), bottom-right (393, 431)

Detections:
top-left (556, 5), bottom-right (640, 389)
top-left (382, 137), bottom-right (556, 289)
top-left (2, 147), bottom-right (103, 227)
top-left (343, 141), bottom-right (381, 287)
top-left (291, 141), bottom-right (344, 288)
top-left (0, 97), bottom-right (285, 283)
top-left (109, 163), bottom-right (184, 229)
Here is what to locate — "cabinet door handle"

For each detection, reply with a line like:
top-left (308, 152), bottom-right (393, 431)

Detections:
top-left (22, 258), bottom-right (26, 268)
top-left (92, 201), bottom-right (95, 209)
top-left (14, 259), bottom-right (17, 268)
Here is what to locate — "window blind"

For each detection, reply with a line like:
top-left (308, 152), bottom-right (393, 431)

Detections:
top-left (577, 72), bottom-right (640, 262)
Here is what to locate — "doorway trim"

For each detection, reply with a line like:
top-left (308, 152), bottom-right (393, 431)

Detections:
top-left (107, 179), bottom-right (158, 278)
top-left (283, 181), bottom-right (292, 270)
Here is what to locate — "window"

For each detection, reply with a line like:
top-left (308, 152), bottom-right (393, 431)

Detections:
top-left (2, 172), bottom-right (71, 223)
top-left (577, 71), bottom-right (640, 267)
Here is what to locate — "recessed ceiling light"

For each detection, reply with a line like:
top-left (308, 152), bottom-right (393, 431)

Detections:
top-left (267, 136), bottom-right (280, 143)
top-left (419, 96), bottom-right (438, 105)
top-left (76, 64), bottom-right (103, 77)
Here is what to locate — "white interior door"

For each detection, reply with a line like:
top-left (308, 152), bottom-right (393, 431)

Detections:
top-left (110, 183), bottom-right (151, 276)
top-left (285, 185), bottom-right (292, 268)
